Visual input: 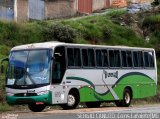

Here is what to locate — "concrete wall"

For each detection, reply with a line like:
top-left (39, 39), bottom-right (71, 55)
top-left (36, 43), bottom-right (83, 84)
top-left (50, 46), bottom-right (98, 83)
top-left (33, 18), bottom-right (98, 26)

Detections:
top-left (45, 0), bottom-right (77, 19)
top-left (92, 0), bottom-right (106, 11)
top-left (15, 0), bottom-right (28, 22)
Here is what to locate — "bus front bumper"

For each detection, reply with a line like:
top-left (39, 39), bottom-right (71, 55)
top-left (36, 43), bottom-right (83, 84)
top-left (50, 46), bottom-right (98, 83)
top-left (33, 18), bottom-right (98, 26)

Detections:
top-left (6, 92), bottom-right (52, 105)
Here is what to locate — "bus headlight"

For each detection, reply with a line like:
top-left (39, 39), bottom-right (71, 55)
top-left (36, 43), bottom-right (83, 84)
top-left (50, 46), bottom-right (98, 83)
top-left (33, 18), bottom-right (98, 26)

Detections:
top-left (37, 91), bottom-right (49, 96)
top-left (7, 93), bottom-right (14, 96)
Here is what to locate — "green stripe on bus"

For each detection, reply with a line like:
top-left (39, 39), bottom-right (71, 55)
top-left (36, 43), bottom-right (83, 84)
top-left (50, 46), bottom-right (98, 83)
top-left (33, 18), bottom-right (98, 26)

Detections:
top-left (67, 72), bottom-right (156, 102)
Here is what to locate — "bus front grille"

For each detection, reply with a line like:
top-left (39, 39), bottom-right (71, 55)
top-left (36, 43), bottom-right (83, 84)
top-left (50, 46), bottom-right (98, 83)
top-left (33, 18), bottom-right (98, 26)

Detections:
top-left (15, 98), bottom-right (35, 104)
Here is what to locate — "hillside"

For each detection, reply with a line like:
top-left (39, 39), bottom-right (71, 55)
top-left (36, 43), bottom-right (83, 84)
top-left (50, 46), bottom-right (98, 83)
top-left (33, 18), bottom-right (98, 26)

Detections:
top-left (0, 8), bottom-right (160, 111)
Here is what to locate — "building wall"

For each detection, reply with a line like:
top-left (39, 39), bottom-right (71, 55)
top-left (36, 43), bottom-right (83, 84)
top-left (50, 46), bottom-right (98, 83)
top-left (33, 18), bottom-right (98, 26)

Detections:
top-left (105, 0), bottom-right (111, 8)
top-left (0, 0), bottom-right (14, 21)
top-left (78, 0), bottom-right (92, 13)
top-left (92, 0), bottom-right (106, 11)
top-left (45, 0), bottom-right (77, 19)
top-left (130, 0), bottom-right (153, 3)
top-left (111, 0), bottom-right (127, 8)
top-left (16, 0), bottom-right (28, 22)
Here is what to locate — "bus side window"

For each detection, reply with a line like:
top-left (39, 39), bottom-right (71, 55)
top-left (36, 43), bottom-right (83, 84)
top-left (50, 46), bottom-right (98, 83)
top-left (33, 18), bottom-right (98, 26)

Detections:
top-left (109, 50), bottom-right (114, 67)
top-left (138, 51), bottom-right (143, 67)
top-left (121, 51), bottom-right (132, 68)
top-left (114, 50), bottom-right (121, 67)
top-left (133, 51), bottom-right (139, 67)
top-left (144, 52), bottom-right (154, 68)
top-left (67, 48), bottom-right (74, 66)
top-left (133, 51), bottom-right (143, 68)
top-left (144, 52), bottom-right (150, 68)
top-left (88, 49), bottom-right (95, 67)
top-left (149, 52), bottom-right (154, 68)
top-left (82, 49), bottom-right (88, 67)
top-left (121, 51), bottom-right (127, 67)
top-left (102, 50), bottom-right (108, 67)
top-left (67, 48), bottom-right (81, 67)
top-left (96, 50), bottom-right (102, 67)
top-left (126, 51), bottom-right (133, 67)
top-left (74, 48), bottom-right (81, 67)
top-left (109, 50), bottom-right (121, 68)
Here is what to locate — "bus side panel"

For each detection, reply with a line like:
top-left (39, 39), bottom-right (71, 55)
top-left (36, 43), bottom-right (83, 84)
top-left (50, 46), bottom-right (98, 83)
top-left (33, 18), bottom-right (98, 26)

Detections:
top-left (113, 72), bottom-right (157, 100)
top-left (79, 86), bottom-right (115, 102)
top-left (65, 69), bottom-right (156, 103)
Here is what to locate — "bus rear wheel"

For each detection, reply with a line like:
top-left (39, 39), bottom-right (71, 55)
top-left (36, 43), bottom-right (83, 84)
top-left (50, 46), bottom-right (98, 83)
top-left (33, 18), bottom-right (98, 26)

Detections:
top-left (85, 102), bottom-right (101, 108)
top-left (60, 92), bottom-right (79, 110)
top-left (115, 88), bottom-right (132, 107)
top-left (28, 103), bottom-right (46, 112)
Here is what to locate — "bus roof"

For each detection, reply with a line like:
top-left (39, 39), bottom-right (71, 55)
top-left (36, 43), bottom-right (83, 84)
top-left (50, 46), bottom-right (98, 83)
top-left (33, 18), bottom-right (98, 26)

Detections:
top-left (11, 41), bottom-right (154, 51)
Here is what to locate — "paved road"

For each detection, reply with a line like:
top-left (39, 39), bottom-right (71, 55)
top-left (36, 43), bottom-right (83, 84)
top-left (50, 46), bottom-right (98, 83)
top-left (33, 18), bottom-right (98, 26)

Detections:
top-left (1, 105), bottom-right (160, 119)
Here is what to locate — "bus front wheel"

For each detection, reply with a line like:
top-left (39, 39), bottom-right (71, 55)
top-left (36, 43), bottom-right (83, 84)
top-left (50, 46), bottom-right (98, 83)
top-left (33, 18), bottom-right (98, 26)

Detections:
top-left (115, 88), bottom-right (132, 107)
top-left (60, 91), bottom-right (79, 110)
top-left (28, 103), bottom-right (46, 112)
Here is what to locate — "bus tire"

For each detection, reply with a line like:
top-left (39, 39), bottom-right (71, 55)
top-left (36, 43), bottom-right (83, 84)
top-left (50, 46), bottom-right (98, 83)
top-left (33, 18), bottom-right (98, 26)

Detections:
top-left (115, 88), bottom-right (132, 107)
top-left (28, 103), bottom-right (46, 112)
top-left (60, 91), bottom-right (79, 110)
top-left (85, 102), bottom-right (101, 108)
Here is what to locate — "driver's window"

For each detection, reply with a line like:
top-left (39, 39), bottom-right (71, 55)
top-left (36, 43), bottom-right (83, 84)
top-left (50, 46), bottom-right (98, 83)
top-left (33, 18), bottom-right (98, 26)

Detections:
top-left (52, 46), bottom-right (66, 84)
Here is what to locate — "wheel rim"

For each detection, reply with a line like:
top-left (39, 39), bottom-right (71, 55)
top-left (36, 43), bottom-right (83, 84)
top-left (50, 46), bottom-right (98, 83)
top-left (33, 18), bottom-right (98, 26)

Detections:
top-left (125, 92), bottom-right (130, 104)
top-left (68, 94), bottom-right (75, 106)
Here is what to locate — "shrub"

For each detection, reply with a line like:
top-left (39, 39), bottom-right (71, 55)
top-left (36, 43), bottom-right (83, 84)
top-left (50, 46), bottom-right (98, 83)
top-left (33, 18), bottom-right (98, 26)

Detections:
top-left (43, 24), bottom-right (76, 43)
top-left (142, 15), bottom-right (160, 30)
top-left (0, 45), bottom-right (10, 57)
top-left (78, 22), bottom-right (103, 44)
top-left (152, 0), bottom-right (160, 6)
top-left (0, 21), bottom-right (19, 46)
top-left (102, 26), bottom-right (112, 40)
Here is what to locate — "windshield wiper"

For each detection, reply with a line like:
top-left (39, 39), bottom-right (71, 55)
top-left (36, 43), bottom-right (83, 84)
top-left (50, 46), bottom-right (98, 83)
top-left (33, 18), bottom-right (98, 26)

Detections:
top-left (25, 70), bottom-right (36, 85)
top-left (13, 66), bottom-right (36, 86)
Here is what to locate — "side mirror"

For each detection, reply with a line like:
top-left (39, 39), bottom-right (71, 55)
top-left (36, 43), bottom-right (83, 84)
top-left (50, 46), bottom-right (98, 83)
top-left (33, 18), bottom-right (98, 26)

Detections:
top-left (0, 58), bottom-right (9, 74)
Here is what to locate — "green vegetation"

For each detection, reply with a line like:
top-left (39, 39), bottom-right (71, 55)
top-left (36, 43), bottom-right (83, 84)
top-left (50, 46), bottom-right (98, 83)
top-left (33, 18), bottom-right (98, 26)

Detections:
top-left (0, 103), bottom-right (13, 112)
top-left (43, 23), bottom-right (77, 43)
top-left (0, 9), bottom-right (160, 112)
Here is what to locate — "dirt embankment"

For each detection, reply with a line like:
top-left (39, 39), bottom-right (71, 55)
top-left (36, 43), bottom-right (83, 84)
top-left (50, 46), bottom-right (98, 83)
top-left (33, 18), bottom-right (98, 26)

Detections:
top-left (111, 6), bottom-right (160, 38)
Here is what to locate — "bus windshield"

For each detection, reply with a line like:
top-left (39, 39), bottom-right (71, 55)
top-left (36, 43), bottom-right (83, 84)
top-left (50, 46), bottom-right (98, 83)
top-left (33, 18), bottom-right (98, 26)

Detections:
top-left (7, 49), bottom-right (51, 86)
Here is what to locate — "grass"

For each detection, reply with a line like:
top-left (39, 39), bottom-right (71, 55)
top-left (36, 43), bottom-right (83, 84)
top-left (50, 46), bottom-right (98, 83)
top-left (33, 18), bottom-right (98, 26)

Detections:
top-left (62, 13), bottom-right (145, 46)
top-left (0, 103), bottom-right (13, 112)
top-left (143, 14), bottom-right (160, 27)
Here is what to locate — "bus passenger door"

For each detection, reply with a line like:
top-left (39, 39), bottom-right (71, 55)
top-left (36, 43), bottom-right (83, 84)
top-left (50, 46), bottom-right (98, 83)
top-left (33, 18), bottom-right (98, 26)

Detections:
top-left (51, 46), bottom-right (67, 104)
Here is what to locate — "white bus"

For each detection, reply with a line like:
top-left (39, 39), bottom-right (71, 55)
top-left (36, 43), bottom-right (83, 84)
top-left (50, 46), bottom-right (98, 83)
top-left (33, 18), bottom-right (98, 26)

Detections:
top-left (1, 42), bottom-right (157, 112)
